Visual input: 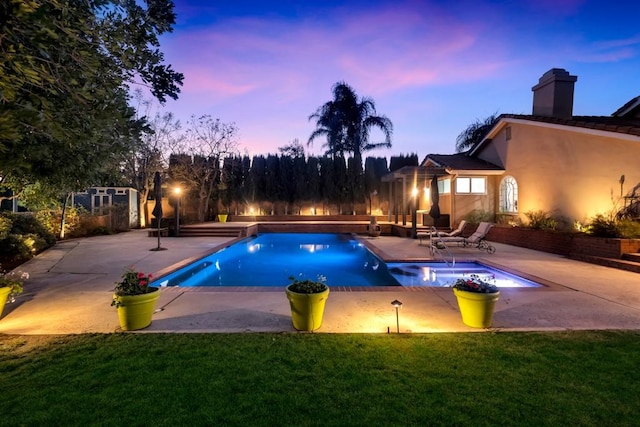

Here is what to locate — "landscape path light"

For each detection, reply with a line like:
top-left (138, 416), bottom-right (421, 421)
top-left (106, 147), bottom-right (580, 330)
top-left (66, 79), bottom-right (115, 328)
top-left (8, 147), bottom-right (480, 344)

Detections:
top-left (391, 299), bottom-right (403, 333)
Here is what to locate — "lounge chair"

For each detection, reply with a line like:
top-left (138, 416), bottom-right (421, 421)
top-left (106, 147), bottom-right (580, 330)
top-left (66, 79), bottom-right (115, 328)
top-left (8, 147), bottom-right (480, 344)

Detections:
top-left (432, 222), bottom-right (496, 254)
top-left (417, 220), bottom-right (467, 245)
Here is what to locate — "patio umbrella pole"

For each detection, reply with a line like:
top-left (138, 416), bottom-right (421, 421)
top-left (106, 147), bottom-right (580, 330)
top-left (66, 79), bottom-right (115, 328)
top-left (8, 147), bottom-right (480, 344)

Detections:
top-left (150, 171), bottom-right (167, 251)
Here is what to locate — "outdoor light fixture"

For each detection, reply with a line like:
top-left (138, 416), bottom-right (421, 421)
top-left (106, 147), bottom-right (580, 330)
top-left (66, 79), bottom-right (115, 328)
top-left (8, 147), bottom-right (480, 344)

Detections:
top-left (411, 187), bottom-right (418, 198)
top-left (391, 299), bottom-right (403, 333)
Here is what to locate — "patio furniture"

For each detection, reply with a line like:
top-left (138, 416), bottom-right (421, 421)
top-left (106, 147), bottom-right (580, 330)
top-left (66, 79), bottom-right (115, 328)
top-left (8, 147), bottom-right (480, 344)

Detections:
top-left (432, 222), bottom-right (496, 254)
top-left (417, 220), bottom-right (467, 245)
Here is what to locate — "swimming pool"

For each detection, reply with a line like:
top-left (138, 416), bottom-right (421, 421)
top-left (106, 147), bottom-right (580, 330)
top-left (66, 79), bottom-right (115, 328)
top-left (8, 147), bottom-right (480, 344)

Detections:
top-left (153, 233), bottom-right (542, 288)
top-left (386, 262), bottom-right (543, 288)
top-left (155, 233), bottom-right (399, 287)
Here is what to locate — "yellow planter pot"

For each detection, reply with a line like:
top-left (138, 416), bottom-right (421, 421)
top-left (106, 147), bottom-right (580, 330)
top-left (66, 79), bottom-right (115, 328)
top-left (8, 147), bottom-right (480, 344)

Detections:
top-left (285, 286), bottom-right (330, 331)
top-left (114, 288), bottom-right (160, 331)
top-left (0, 286), bottom-right (11, 319)
top-left (453, 288), bottom-right (500, 328)
top-left (217, 214), bottom-right (228, 223)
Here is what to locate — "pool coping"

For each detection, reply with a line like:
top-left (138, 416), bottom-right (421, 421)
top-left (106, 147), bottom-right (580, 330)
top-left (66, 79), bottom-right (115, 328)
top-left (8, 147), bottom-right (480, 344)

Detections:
top-left (4, 229), bottom-right (640, 334)
top-left (150, 232), bottom-right (563, 292)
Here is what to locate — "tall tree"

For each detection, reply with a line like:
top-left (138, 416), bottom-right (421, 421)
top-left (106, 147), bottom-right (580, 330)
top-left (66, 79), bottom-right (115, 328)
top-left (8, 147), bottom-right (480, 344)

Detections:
top-left (332, 156), bottom-right (348, 214)
top-left (307, 82), bottom-right (393, 161)
top-left (305, 157), bottom-right (321, 213)
top-left (364, 157), bottom-right (388, 214)
top-left (123, 90), bottom-right (183, 227)
top-left (168, 115), bottom-right (238, 222)
top-left (239, 155), bottom-right (251, 213)
top-left (1, 0), bottom-right (183, 200)
top-left (278, 139), bottom-right (305, 157)
top-left (264, 155), bottom-right (280, 214)
top-left (346, 156), bottom-right (364, 214)
top-left (389, 154), bottom-right (418, 171)
top-left (318, 157), bottom-right (334, 214)
top-left (293, 155), bottom-right (308, 214)
top-left (248, 155), bottom-right (266, 213)
top-left (455, 113), bottom-right (499, 152)
top-left (279, 155), bottom-right (296, 215)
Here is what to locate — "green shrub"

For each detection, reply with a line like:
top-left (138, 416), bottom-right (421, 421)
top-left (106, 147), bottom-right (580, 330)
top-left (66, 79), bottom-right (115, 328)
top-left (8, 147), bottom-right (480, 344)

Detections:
top-left (616, 219), bottom-right (640, 238)
top-left (35, 206), bottom-right (85, 238)
top-left (586, 214), bottom-right (621, 238)
top-left (0, 213), bottom-right (56, 266)
top-left (0, 214), bottom-right (12, 240)
top-left (524, 210), bottom-right (557, 230)
top-left (463, 209), bottom-right (494, 224)
top-left (287, 276), bottom-right (328, 293)
top-left (0, 233), bottom-right (48, 262)
top-left (495, 213), bottom-right (521, 226)
top-left (8, 213), bottom-right (56, 245)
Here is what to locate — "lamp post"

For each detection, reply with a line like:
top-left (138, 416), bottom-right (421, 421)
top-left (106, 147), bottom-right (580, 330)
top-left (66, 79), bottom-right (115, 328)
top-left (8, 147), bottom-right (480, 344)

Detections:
top-left (391, 299), bottom-right (403, 333)
top-left (173, 187), bottom-right (181, 237)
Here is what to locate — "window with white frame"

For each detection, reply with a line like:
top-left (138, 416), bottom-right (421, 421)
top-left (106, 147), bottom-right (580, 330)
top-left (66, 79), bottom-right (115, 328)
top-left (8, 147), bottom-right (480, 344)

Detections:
top-left (455, 177), bottom-right (486, 194)
top-left (499, 176), bottom-right (518, 212)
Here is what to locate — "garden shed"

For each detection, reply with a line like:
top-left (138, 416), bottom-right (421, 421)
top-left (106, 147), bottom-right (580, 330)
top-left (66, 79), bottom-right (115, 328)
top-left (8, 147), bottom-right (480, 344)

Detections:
top-left (73, 187), bottom-right (139, 229)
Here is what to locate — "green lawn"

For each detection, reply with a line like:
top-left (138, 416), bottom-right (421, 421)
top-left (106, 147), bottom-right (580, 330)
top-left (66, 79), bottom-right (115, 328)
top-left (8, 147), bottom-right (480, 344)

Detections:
top-left (1, 331), bottom-right (639, 426)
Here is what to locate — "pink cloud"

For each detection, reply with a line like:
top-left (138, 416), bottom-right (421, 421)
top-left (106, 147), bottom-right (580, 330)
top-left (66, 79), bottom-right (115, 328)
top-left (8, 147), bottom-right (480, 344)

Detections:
top-left (163, 2), bottom-right (505, 104)
top-left (154, 1), bottom-right (639, 158)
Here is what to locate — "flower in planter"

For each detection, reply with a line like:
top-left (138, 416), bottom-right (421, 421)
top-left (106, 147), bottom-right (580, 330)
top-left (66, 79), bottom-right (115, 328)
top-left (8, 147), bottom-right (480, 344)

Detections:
top-left (450, 273), bottom-right (498, 293)
top-left (111, 268), bottom-right (155, 307)
top-left (287, 275), bottom-right (328, 294)
top-left (0, 268), bottom-right (28, 303)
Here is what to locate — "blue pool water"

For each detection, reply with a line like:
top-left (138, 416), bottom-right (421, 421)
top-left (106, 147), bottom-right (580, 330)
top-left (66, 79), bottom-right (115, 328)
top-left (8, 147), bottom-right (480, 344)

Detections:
top-left (153, 233), bottom-right (542, 288)
top-left (386, 262), bottom-right (543, 288)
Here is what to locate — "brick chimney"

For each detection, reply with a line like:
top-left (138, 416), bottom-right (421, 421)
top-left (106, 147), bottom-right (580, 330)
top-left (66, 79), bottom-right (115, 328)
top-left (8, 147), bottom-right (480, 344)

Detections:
top-left (531, 68), bottom-right (577, 119)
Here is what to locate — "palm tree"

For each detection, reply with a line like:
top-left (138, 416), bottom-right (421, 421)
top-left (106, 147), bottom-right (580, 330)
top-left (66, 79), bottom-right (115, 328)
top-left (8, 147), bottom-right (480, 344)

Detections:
top-left (455, 113), bottom-right (499, 152)
top-left (308, 82), bottom-right (393, 160)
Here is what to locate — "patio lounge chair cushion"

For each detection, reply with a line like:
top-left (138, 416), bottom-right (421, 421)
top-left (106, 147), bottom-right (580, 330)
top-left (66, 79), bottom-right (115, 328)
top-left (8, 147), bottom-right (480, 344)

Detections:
top-left (436, 222), bottom-right (493, 245)
top-left (417, 220), bottom-right (467, 244)
top-left (439, 220), bottom-right (467, 237)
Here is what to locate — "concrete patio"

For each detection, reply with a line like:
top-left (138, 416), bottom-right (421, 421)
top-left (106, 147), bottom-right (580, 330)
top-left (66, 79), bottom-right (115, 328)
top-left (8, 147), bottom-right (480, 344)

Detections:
top-left (1, 229), bottom-right (639, 334)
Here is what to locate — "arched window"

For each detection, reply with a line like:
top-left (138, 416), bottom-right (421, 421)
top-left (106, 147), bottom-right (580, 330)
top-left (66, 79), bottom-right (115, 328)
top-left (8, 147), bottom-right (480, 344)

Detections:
top-left (499, 176), bottom-right (518, 213)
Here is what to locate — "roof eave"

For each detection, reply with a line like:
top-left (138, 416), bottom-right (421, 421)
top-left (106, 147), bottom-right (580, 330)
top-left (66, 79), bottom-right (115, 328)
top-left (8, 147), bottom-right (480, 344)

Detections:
top-left (469, 119), bottom-right (508, 156)
top-left (445, 168), bottom-right (505, 176)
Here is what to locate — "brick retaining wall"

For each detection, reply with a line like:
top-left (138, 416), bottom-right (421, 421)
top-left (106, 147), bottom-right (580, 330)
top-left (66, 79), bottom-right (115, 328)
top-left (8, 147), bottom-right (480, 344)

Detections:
top-left (487, 225), bottom-right (640, 258)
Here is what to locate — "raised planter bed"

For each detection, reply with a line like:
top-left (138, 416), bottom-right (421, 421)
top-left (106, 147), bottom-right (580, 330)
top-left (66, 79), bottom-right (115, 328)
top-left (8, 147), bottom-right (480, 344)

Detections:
top-left (488, 225), bottom-right (640, 258)
top-left (487, 225), bottom-right (640, 272)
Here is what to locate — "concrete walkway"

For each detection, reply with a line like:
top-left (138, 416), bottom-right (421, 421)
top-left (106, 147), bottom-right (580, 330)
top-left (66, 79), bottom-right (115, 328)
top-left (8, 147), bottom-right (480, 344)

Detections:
top-left (1, 229), bottom-right (639, 334)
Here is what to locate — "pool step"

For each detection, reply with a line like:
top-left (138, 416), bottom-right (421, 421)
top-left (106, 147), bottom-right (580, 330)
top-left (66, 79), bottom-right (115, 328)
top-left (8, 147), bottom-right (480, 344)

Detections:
top-left (179, 225), bottom-right (245, 238)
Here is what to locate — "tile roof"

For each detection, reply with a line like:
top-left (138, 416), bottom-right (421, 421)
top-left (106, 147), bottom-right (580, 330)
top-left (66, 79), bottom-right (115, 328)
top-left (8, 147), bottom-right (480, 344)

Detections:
top-left (500, 114), bottom-right (640, 137)
top-left (424, 153), bottom-right (504, 171)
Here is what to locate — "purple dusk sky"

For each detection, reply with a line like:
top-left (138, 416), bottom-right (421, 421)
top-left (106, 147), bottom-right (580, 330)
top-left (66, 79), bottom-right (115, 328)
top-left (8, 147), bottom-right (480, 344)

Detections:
top-left (149, 0), bottom-right (640, 160)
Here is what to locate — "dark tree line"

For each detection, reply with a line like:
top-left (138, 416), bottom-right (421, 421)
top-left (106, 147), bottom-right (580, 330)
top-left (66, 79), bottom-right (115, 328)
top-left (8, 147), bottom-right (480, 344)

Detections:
top-left (168, 153), bottom-right (417, 219)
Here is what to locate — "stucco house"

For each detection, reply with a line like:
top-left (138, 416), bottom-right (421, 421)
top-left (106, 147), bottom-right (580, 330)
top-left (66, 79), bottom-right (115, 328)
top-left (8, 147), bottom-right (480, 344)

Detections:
top-left (419, 68), bottom-right (640, 229)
